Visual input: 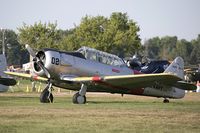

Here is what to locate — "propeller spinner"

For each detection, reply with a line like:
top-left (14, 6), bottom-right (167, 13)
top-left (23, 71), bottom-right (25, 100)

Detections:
top-left (26, 44), bottom-right (51, 79)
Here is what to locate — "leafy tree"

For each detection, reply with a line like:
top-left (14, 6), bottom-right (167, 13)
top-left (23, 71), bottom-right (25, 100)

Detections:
top-left (144, 37), bottom-right (161, 59)
top-left (175, 39), bottom-right (193, 65)
top-left (107, 12), bottom-right (141, 57)
top-left (144, 36), bottom-right (177, 60)
top-left (159, 36), bottom-right (177, 60)
top-left (190, 35), bottom-right (200, 64)
top-left (61, 12), bottom-right (141, 57)
top-left (18, 22), bottom-right (61, 50)
top-left (0, 29), bottom-right (26, 65)
top-left (144, 35), bottom-right (198, 65)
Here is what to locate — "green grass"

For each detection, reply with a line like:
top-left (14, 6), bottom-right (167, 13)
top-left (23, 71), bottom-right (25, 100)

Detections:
top-left (0, 92), bottom-right (200, 133)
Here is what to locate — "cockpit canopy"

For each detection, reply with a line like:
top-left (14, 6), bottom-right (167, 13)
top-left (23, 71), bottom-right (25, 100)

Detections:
top-left (77, 46), bottom-right (125, 67)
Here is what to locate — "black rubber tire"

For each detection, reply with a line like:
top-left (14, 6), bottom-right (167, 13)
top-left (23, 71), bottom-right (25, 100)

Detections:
top-left (72, 92), bottom-right (86, 104)
top-left (163, 99), bottom-right (169, 103)
top-left (40, 89), bottom-right (53, 103)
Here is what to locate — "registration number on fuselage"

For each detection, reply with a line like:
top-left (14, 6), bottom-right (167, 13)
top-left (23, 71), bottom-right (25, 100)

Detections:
top-left (51, 57), bottom-right (60, 65)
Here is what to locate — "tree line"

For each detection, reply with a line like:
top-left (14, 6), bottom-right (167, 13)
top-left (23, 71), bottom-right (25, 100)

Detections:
top-left (0, 12), bottom-right (199, 66)
top-left (143, 35), bottom-right (200, 65)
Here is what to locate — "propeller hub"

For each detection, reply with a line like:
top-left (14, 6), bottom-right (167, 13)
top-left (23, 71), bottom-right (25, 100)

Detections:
top-left (26, 44), bottom-right (51, 79)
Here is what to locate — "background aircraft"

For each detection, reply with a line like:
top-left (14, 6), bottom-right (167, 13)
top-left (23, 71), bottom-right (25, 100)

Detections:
top-left (127, 57), bottom-right (170, 74)
top-left (5, 45), bottom-right (196, 104)
top-left (0, 54), bottom-right (16, 92)
top-left (184, 66), bottom-right (200, 82)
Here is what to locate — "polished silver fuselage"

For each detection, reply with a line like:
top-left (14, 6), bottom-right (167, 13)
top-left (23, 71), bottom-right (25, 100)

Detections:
top-left (33, 49), bottom-right (185, 99)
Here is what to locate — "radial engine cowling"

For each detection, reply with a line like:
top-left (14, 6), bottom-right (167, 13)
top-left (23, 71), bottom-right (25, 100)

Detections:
top-left (33, 50), bottom-right (46, 77)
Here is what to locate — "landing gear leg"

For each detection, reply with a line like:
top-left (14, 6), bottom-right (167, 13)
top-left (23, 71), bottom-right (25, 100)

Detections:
top-left (163, 98), bottom-right (169, 103)
top-left (40, 83), bottom-right (53, 103)
top-left (73, 84), bottom-right (87, 104)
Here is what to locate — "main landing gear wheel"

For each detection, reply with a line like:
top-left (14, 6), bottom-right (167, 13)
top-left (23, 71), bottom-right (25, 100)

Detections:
top-left (163, 98), bottom-right (169, 103)
top-left (40, 89), bottom-right (53, 103)
top-left (72, 92), bottom-right (86, 104)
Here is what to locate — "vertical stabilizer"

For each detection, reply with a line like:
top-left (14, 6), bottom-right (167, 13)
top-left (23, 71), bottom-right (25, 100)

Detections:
top-left (0, 54), bottom-right (7, 77)
top-left (0, 54), bottom-right (16, 92)
top-left (164, 57), bottom-right (184, 79)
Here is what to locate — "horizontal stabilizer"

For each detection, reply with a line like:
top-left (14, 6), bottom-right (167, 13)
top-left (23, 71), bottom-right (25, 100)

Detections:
top-left (173, 81), bottom-right (197, 90)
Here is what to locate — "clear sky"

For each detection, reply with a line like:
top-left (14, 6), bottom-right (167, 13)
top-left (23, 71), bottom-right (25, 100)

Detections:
top-left (1, 0), bottom-right (200, 42)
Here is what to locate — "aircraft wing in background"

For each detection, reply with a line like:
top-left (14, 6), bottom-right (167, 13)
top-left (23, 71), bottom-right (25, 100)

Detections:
top-left (0, 77), bottom-right (17, 86)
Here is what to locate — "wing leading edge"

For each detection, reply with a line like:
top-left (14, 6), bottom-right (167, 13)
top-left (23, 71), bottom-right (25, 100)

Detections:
top-left (71, 56), bottom-right (196, 91)
top-left (71, 73), bottom-right (196, 91)
top-left (4, 71), bottom-right (48, 82)
top-left (5, 71), bottom-right (196, 91)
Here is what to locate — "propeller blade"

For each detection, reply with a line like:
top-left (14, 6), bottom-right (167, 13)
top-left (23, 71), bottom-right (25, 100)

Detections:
top-left (37, 61), bottom-right (51, 79)
top-left (25, 44), bottom-right (51, 79)
top-left (25, 44), bottom-right (36, 57)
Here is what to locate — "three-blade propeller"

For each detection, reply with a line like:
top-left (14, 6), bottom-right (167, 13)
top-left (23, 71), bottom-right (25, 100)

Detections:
top-left (26, 44), bottom-right (51, 79)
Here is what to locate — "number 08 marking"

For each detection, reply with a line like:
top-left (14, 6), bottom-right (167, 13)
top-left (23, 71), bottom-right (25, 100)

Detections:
top-left (51, 57), bottom-right (60, 65)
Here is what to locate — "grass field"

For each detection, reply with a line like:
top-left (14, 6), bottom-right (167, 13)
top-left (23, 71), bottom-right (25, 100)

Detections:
top-left (0, 92), bottom-right (200, 133)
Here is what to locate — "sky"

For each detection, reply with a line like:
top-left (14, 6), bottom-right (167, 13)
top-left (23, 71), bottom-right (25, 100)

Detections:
top-left (1, 0), bottom-right (200, 42)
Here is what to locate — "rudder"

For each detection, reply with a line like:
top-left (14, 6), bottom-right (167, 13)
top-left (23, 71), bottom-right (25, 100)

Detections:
top-left (0, 54), bottom-right (7, 77)
top-left (164, 57), bottom-right (184, 80)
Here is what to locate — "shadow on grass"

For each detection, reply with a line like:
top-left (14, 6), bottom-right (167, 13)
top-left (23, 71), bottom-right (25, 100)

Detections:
top-left (86, 99), bottom-right (190, 107)
top-left (0, 96), bottom-right (38, 100)
top-left (87, 100), bottom-right (152, 104)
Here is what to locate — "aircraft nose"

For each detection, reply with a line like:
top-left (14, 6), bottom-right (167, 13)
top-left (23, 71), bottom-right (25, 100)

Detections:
top-left (32, 51), bottom-right (46, 77)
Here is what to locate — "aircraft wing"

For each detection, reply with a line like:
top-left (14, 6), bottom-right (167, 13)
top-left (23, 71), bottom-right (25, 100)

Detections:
top-left (5, 71), bottom-right (196, 91)
top-left (4, 71), bottom-right (48, 82)
top-left (70, 73), bottom-right (196, 91)
top-left (0, 77), bottom-right (17, 86)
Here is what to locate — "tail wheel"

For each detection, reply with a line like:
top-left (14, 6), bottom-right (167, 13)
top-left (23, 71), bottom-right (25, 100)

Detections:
top-left (40, 89), bottom-right (53, 103)
top-left (72, 92), bottom-right (86, 104)
top-left (163, 98), bottom-right (169, 103)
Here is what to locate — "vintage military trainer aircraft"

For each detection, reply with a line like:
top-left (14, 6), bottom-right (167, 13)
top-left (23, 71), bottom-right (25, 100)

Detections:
top-left (5, 45), bottom-right (196, 104)
top-left (0, 54), bottom-right (16, 92)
